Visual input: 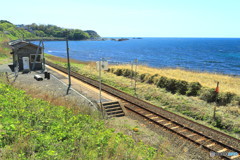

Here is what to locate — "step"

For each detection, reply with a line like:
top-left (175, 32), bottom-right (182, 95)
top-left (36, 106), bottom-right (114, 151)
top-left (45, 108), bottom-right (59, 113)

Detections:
top-left (102, 101), bottom-right (125, 118)
top-left (106, 110), bottom-right (124, 115)
top-left (103, 104), bottom-right (121, 109)
top-left (102, 103), bottom-right (120, 107)
top-left (102, 101), bottom-right (119, 106)
top-left (108, 113), bottom-right (125, 118)
top-left (105, 107), bottom-right (122, 112)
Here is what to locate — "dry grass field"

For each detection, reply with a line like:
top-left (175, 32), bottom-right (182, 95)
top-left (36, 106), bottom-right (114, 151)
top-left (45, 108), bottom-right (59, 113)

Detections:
top-left (111, 64), bottom-right (240, 96)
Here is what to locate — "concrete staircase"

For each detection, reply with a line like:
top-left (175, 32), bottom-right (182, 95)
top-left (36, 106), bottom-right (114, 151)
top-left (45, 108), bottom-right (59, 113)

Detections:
top-left (102, 101), bottom-right (125, 118)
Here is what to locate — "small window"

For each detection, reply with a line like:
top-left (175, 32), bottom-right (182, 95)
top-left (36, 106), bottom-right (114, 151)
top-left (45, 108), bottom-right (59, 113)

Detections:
top-left (30, 54), bottom-right (41, 63)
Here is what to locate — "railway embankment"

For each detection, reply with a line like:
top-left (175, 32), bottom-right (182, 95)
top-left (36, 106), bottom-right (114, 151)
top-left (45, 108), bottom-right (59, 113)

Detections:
top-left (46, 54), bottom-right (240, 140)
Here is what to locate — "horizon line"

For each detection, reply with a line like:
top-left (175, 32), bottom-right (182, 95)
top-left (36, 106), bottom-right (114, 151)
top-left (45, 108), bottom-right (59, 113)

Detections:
top-left (103, 36), bottom-right (240, 38)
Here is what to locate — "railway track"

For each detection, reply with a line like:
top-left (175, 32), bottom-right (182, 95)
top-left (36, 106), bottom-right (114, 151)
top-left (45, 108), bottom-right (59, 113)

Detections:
top-left (46, 61), bottom-right (240, 159)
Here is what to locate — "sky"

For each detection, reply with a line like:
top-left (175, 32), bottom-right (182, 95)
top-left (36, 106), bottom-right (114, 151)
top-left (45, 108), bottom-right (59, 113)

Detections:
top-left (1, 0), bottom-right (240, 37)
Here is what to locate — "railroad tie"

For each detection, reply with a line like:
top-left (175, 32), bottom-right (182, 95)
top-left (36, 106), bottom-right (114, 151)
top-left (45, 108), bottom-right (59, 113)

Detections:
top-left (217, 148), bottom-right (228, 153)
top-left (135, 108), bottom-right (143, 112)
top-left (195, 137), bottom-right (207, 142)
top-left (163, 122), bottom-right (172, 126)
top-left (171, 126), bottom-right (179, 130)
top-left (230, 154), bottom-right (240, 159)
top-left (139, 111), bottom-right (145, 114)
top-left (150, 117), bottom-right (158, 120)
top-left (187, 133), bottom-right (197, 137)
top-left (157, 120), bottom-right (165, 123)
top-left (206, 143), bottom-right (215, 147)
top-left (178, 129), bottom-right (187, 133)
top-left (145, 114), bottom-right (153, 117)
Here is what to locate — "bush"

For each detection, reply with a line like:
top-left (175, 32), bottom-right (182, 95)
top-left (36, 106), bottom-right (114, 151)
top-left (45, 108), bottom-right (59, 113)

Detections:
top-left (146, 74), bottom-right (159, 84)
top-left (217, 92), bottom-right (236, 106)
top-left (122, 69), bottom-right (132, 77)
top-left (187, 82), bottom-right (202, 96)
top-left (232, 96), bottom-right (240, 106)
top-left (165, 79), bottom-right (178, 94)
top-left (139, 73), bottom-right (148, 82)
top-left (156, 76), bottom-right (168, 88)
top-left (199, 88), bottom-right (217, 103)
top-left (176, 80), bottom-right (188, 95)
top-left (114, 69), bottom-right (123, 76)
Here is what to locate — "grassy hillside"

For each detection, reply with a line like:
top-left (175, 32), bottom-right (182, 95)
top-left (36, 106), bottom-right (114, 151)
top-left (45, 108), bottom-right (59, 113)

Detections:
top-left (24, 23), bottom-right (100, 40)
top-left (0, 77), bottom-right (158, 160)
top-left (0, 20), bottom-right (36, 40)
top-left (0, 20), bottom-right (100, 41)
top-left (0, 32), bottom-right (11, 64)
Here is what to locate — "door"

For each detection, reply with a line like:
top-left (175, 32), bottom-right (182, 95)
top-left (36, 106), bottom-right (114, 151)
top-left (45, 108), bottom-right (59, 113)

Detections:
top-left (22, 57), bottom-right (30, 70)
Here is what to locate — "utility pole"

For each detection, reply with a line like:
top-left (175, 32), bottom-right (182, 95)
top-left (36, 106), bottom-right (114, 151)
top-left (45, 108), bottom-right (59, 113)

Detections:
top-left (41, 39), bottom-right (45, 72)
top-left (98, 58), bottom-right (105, 118)
top-left (66, 31), bottom-right (71, 95)
top-left (213, 82), bottom-right (219, 120)
top-left (32, 40), bottom-right (42, 71)
top-left (134, 59), bottom-right (138, 96)
top-left (99, 59), bottom-right (102, 104)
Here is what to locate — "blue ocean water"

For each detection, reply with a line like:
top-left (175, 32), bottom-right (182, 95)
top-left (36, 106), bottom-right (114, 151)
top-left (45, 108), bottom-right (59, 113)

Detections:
top-left (35, 38), bottom-right (240, 75)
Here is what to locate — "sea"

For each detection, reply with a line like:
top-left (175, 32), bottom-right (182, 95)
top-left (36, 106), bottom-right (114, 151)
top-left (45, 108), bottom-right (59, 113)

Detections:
top-left (33, 38), bottom-right (240, 76)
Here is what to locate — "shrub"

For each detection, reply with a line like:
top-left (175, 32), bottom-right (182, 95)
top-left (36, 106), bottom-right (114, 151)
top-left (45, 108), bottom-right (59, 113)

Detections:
top-left (165, 79), bottom-right (178, 94)
top-left (122, 69), bottom-right (132, 77)
top-left (139, 73), bottom-right (148, 82)
top-left (217, 92), bottom-right (236, 106)
top-left (199, 88), bottom-right (217, 103)
top-left (232, 96), bottom-right (240, 106)
top-left (111, 68), bottom-right (115, 73)
top-left (114, 69), bottom-right (123, 76)
top-left (156, 76), bottom-right (168, 88)
top-left (147, 74), bottom-right (159, 84)
top-left (176, 80), bottom-right (188, 95)
top-left (186, 82), bottom-right (202, 96)
top-left (152, 75), bottom-right (160, 85)
top-left (210, 116), bottom-right (224, 129)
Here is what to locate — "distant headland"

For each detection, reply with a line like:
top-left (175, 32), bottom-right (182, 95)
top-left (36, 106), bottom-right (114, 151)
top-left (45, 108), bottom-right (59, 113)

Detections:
top-left (0, 20), bottom-right (100, 41)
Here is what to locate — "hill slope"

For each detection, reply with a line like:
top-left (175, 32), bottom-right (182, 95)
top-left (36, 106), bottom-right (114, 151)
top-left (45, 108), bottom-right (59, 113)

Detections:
top-left (0, 79), bottom-right (156, 159)
top-left (0, 20), bottom-right (100, 40)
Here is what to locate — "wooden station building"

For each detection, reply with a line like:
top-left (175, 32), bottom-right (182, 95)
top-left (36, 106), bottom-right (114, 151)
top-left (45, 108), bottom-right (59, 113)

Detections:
top-left (9, 40), bottom-right (43, 71)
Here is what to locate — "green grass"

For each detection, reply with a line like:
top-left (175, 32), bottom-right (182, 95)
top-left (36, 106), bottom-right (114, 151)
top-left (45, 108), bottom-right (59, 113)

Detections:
top-left (0, 78), bottom-right (159, 160)
top-left (0, 34), bottom-right (11, 64)
top-left (45, 55), bottom-right (240, 139)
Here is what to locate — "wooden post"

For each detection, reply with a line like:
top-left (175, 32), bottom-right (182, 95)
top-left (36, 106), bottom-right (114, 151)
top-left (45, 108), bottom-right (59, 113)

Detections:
top-left (134, 59), bottom-right (138, 96)
top-left (213, 82), bottom-right (219, 120)
top-left (99, 59), bottom-right (102, 104)
top-left (66, 31), bottom-right (71, 95)
top-left (131, 60), bottom-right (133, 87)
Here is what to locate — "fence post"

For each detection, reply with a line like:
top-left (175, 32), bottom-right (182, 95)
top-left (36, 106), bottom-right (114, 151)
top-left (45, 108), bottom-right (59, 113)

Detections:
top-left (213, 82), bottom-right (219, 120)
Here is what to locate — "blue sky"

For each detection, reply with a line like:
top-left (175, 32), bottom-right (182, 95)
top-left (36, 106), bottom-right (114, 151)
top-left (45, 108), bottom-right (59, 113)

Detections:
top-left (1, 0), bottom-right (240, 37)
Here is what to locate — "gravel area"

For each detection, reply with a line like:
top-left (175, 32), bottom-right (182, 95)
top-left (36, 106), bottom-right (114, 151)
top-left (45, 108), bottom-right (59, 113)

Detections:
top-left (8, 70), bottom-right (99, 114)
top-left (0, 63), bottom-right (13, 72)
